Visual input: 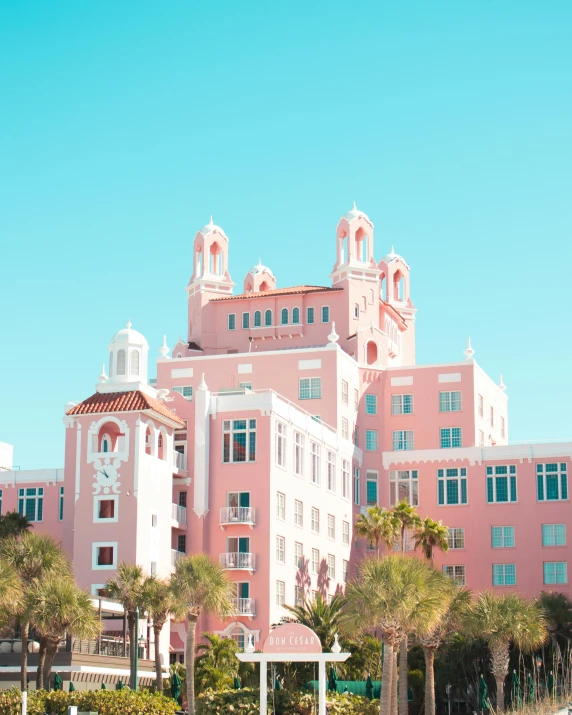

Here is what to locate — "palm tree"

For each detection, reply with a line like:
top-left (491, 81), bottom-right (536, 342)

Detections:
top-left (0, 559), bottom-right (22, 610)
top-left (354, 507), bottom-right (399, 557)
top-left (413, 517), bottom-right (449, 564)
top-left (170, 554), bottom-right (234, 715)
top-left (27, 574), bottom-right (101, 688)
top-left (0, 532), bottom-right (69, 689)
top-left (343, 555), bottom-right (449, 715)
top-left (104, 563), bottom-right (147, 688)
top-left (280, 593), bottom-right (345, 649)
top-left (465, 592), bottom-right (548, 712)
top-left (142, 575), bottom-right (174, 692)
top-left (194, 633), bottom-right (240, 691)
top-left (537, 591), bottom-right (572, 654)
top-left (0, 511), bottom-right (32, 539)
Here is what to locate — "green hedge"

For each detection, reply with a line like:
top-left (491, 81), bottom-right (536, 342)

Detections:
top-left (0, 688), bottom-right (178, 715)
top-left (196, 687), bottom-right (380, 715)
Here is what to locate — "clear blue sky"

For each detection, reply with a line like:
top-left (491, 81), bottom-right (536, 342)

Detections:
top-left (1, 1), bottom-right (571, 469)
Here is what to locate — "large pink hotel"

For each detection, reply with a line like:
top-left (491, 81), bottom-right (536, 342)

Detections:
top-left (1, 205), bottom-right (570, 679)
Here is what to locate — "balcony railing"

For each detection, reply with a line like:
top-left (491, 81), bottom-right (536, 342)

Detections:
top-left (171, 503), bottom-right (187, 524)
top-left (171, 549), bottom-right (185, 567)
top-left (232, 597), bottom-right (256, 616)
top-left (219, 552), bottom-right (256, 571)
top-left (220, 507), bottom-right (256, 526)
top-left (173, 451), bottom-right (187, 471)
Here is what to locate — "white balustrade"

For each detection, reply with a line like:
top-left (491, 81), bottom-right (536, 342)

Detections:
top-left (232, 597), bottom-right (256, 616)
top-left (219, 552), bottom-right (256, 571)
top-left (172, 450), bottom-right (187, 471)
top-left (219, 507), bottom-right (256, 525)
top-left (171, 549), bottom-right (185, 567)
top-left (171, 503), bottom-right (187, 524)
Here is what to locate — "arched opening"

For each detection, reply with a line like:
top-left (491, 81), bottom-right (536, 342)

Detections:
top-left (393, 270), bottom-right (404, 301)
top-left (158, 432), bottom-right (164, 460)
top-left (380, 273), bottom-right (386, 301)
top-left (116, 349), bottom-right (126, 376)
top-left (354, 303), bottom-right (359, 319)
top-left (259, 281), bottom-right (269, 292)
top-left (97, 421), bottom-right (123, 453)
top-left (108, 351), bottom-right (113, 378)
top-left (292, 307), bottom-right (300, 324)
top-left (229, 624), bottom-right (246, 651)
top-left (362, 296), bottom-right (367, 311)
top-left (254, 311), bottom-right (261, 327)
top-left (366, 341), bottom-right (378, 365)
top-left (355, 227), bottom-right (368, 262)
top-left (339, 231), bottom-right (347, 264)
top-left (281, 308), bottom-right (289, 325)
top-left (245, 282), bottom-right (253, 293)
top-left (264, 310), bottom-right (272, 326)
top-left (130, 350), bottom-right (140, 376)
top-left (145, 426), bottom-right (153, 456)
top-left (209, 242), bottom-right (222, 275)
top-left (195, 246), bottom-right (203, 277)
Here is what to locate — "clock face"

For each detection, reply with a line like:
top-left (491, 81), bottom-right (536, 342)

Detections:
top-left (93, 459), bottom-right (121, 495)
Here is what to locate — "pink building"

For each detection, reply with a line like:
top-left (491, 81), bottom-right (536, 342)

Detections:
top-left (1, 205), bottom-right (570, 677)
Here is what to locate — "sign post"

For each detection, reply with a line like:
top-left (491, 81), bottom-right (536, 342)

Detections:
top-left (237, 624), bottom-right (350, 715)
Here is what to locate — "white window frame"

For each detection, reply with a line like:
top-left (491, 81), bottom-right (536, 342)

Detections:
top-left (447, 527), bottom-right (465, 549)
top-left (341, 380), bottom-right (349, 405)
top-left (544, 562), bottom-right (568, 585)
top-left (327, 514), bottom-right (335, 540)
top-left (321, 306), bottom-right (330, 323)
top-left (307, 307), bottom-right (315, 324)
top-left (311, 507), bottom-right (320, 534)
top-left (326, 451), bottom-right (336, 492)
top-left (92, 541), bottom-right (118, 571)
top-left (311, 548), bottom-right (319, 574)
top-left (439, 391), bottom-right (462, 412)
top-left (327, 554), bottom-right (335, 579)
top-left (342, 460), bottom-right (350, 500)
top-left (366, 429), bottom-right (378, 451)
top-left (389, 469), bottom-right (418, 506)
top-left (276, 492), bottom-right (285, 520)
top-left (391, 394), bottom-right (413, 415)
top-left (478, 394), bottom-right (484, 417)
top-left (294, 542), bottom-right (303, 569)
top-left (242, 312), bottom-right (250, 329)
top-left (222, 419), bottom-right (257, 463)
top-left (341, 417), bottom-right (349, 440)
top-left (392, 430), bottom-right (414, 450)
top-left (365, 393), bottom-right (377, 414)
top-left (293, 432), bottom-right (304, 477)
top-left (440, 427), bottom-right (462, 449)
top-left (542, 524), bottom-right (566, 547)
top-left (443, 565), bottom-right (466, 585)
top-left (276, 535), bottom-right (285, 564)
top-left (228, 313), bottom-right (236, 330)
top-left (93, 495), bottom-right (119, 523)
top-left (294, 499), bottom-right (303, 527)
top-left (310, 442), bottom-right (321, 485)
top-left (275, 421), bottom-right (286, 468)
top-left (493, 563), bottom-right (516, 587)
top-left (342, 560), bottom-right (349, 583)
top-left (366, 471), bottom-right (378, 505)
top-left (299, 377), bottom-right (322, 400)
top-left (491, 526), bottom-right (515, 549)
top-left (342, 521), bottom-right (350, 545)
top-left (353, 466), bottom-right (360, 506)
top-left (276, 580), bottom-right (285, 606)
top-left (173, 386), bottom-right (193, 401)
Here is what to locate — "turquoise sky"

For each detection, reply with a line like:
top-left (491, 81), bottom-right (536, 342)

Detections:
top-left (1, 1), bottom-right (571, 469)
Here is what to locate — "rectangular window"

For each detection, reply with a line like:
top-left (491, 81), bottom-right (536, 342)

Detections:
top-left (447, 528), bottom-right (465, 549)
top-left (443, 565), bottom-right (466, 585)
top-left (479, 430), bottom-right (484, 447)
top-left (366, 475), bottom-right (378, 506)
top-left (353, 467), bottom-right (360, 506)
top-left (226, 492), bottom-right (250, 509)
top-left (542, 524), bottom-right (566, 547)
top-left (295, 542), bottom-right (303, 569)
top-left (353, 425), bottom-right (359, 447)
top-left (544, 562), bottom-right (567, 585)
top-left (366, 394), bottom-right (377, 414)
top-left (177, 534), bottom-right (186, 553)
top-left (440, 427), bottom-right (462, 448)
top-left (242, 312), bottom-right (250, 329)
top-left (311, 442), bottom-right (321, 485)
top-left (341, 380), bottom-right (349, 405)
top-left (59, 487), bottom-right (64, 521)
top-left (311, 548), bottom-right (319, 574)
top-left (437, 468), bottom-right (468, 505)
top-left (342, 460), bottom-right (350, 499)
top-left (391, 394), bottom-right (413, 415)
top-left (173, 385), bottom-right (193, 401)
top-left (354, 389), bottom-right (359, 411)
top-left (389, 470), bottom-right (418, 506)
top-left (342, 521), bottom-right (350, 545)
top-left (478, 394), bottom-right (484, 417)
top-left (341, 418), bottom-right (349, 440)
top-left (490, 406), bottom-right (494, 427)
top-left (294, 499), bottom-right (303, 527)
top-left (239, 382), bottom-right (252, 390)
top-left (151, 514), bottom-right (158, 527)
top-left (222, 419), bottom-right (256, 463)
top-left (276, 492), bottom-right (285, 520)
top-left (307, 307), bottom-right (315, 324)
top-left (276, 580), bottom-right (285, 606)
top-left (321, 306), bottom-right (330, 323)
top-left (486, 465), bottom-right (517, 503)
top-left (366, 430), bottom-right (378, 451)
top-left (439, 391), bottom-right (462, 412)
top-left (275, 421), bottom-right (286, 467)
top-left (95, 497), bottom-right (117, 521)
top-left (18, 487), bottom-right (43, 522)
top-left (299, 377), bottom-right (322, 400)
top-left (537, 463), bottom-right (568, 501)
top-left (327, 554), bottom-right (335, 579)
top-left (501, 416), bottom-right (506, 438)
top-left (327, 451), bottom-right (336, 492)
top-left (493, 563), bottom-right (516, 586)
top-left (276, 536), bottom-right (285, 564)
top-left (328, 514), bottom-right (335, 540)
top-left (342, 560), bottom-right (349, 582)
top-left (295, 586), bottom-right (304, 606)
top-left (228, 313), bottom-right (236, 330)
top-left (311, 507), bottom-right (320, 533)
top-left (294, 432), bottom-right (304, 477)
top-left (392, 430), bottom-right (414, 450)
top-left (178, 490), bottom-right (187, 508)
top-left (491, 526), bottom-right (515, 548)
top-left (93, 542), bottom-right (117, 570)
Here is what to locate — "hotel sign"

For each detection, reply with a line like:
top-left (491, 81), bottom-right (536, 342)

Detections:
top-left (262, 623), bottom-right (322, 654)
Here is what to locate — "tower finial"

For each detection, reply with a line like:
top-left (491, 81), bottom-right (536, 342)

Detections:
top-left (159, 335), bottom-right (170, 359)
top-left (98, 364), bottom-right (108, 384)
top-left (209, 215), bottom-right (214, 226)
top-left (391, 244), bottom-right (395, 254)
top-left (126, 319), bottom-right (132, 329)
top-left (327, 321), bottom-right (339, 346)
top-left (498, 374), bottom-right (506, 392)
top-left (464, 337), bottom-right (475, 359)
top-left (353, 200), bottom-right (357, 210)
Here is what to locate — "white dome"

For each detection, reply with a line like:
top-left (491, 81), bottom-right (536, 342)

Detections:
top-left (382, 246), bottom-right (407, 265)
top-left (109, 321), bottom-right (149, 348)
top-left (343, 201), bottom-right (373, 225)
top-left (106, 321), bottom-right (149, 386)
top-left (248, 260), bottom-right (275, 278)
top-left (200, 216), bottom-right (227, 239)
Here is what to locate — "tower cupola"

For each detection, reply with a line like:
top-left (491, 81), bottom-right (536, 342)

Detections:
top-left (243, 261), bottom-right (276, 293)
top-left (104, 321), bottom-right (149, 389)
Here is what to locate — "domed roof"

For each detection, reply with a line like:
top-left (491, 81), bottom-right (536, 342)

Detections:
top-left (109, 321), bottom-right (149, 348)
top-left (382, 246), bottom-right (406, 264)
top-left (248, 260), bottom-right (275, 278)
top-left (343, 201), bottom-right (373, 225)
top-left (200, 216), bottom-right (228, 239)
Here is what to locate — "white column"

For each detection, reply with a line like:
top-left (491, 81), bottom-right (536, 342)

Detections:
top-left (193, 374), bottom-right (211, 517)
top-left (260, 659), bottom-right (267, 715)
top-left (318, 659), bottom-right (326, 715)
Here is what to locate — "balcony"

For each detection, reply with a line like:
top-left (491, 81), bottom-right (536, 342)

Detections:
top-left (171, 549), bottom-right (185, 567)
top-left (231, 598), bottom-right (256, 617)
top-left (172, 450), bottom-right (187, 472)
top-left (171, 503), bottom-right (187, 525)
top-left (219, 552), bottom-right (256, 572)
top-left (220, 507), bottom-right (256, 528)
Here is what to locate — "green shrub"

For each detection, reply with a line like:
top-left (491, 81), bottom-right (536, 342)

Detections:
top-left (0, 688), bottom-right (178, 715)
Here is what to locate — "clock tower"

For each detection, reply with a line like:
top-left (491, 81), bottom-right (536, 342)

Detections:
top-left (62, 322), bottom-right (185, 596)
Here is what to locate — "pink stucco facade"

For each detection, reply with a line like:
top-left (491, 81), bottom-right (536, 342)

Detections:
top-left (2, 205), bottom-right (570, 664)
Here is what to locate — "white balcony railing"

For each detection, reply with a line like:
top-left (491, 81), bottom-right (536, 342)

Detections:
top-left (219, 552), bottom-right (256, 571)
top-left (171, 549), bottom-right (185, 567)
top-left (232, 597), bottom-right (256, 616)
top-left (173, 451), bottom-right (187, 471)
top-left (171, 504), bottom-right (187, 525)
top-left (219, 507), bottom-right (256, 526)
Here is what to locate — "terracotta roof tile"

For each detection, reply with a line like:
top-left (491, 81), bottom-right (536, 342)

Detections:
top-left (211, 285), bottom-right (342, 301)
top-left (66, 390), bottom-right (186, 426)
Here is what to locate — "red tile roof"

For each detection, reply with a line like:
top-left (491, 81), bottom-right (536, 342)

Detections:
top-left (66, 390), bottom-right (186, 426)
top-left (211, 285), bottom-right (343, 301)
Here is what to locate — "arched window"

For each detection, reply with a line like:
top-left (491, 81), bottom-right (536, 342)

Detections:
top-left (229, 624), bottom-right (246, 651)
top-left (281, 308), bottom-right (289, 325)
top-left (254, 311), bottom-right (261, 327)
top-left (196, 247), bottom-right (203, 276)
top-left (131, 350), bottom-right (140, 376)
top-left (108, 351), bottom-right (113, 378)
top-left (117, 349), bottom-right (126, 376)
top-left (292, 307), bottom-right (300, 324)
top-left (264, 310), bottom-right (272, 326)
top-left (366, 341), bottom-right (378, 365)
top-left (354, 303), bottom-right (359, 318)
top-left (259, 281), bottom-right (269, 292)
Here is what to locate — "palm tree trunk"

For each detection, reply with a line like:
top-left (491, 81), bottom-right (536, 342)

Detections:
top-left (391, 648), bottom-right (398, 715)
top-left (43, 639), bottom-right (59, 687)
top-left (490, 640), bottom-right (509, 713)
top-left (154, 622), bottom-right (163, 693)
top-left (36, 636), bottom-right (48, 690)
top-left (399, 637), bottom-right (409, 715)
top-left (186, 616), bottom-right (197, 715)
top-left (423, 646), bottom-right (437, 715)
top-left (20, 620), bottom-right (29, 691)
top-left (127, 612), bottom-right (136, 688)
top-left (380, 641), bottom-right (393, 715)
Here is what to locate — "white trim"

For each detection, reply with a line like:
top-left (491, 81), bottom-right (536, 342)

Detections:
top-left (92, 541), bottom-right (118, 570)
top-left (91, 583), bottom-right (106, 596)
top-left (438, 372), bottom-right (462, 383)
top-left (238, 364), bottom-right (253, 374)
top-left (299, 359), bottom-right (322, 370)
top-left (391, 376), bottom-right (413, 386)
top-left (171, 367), bottom-right (194, 378)
top-left (93, 495), bottom-right (119, 523)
